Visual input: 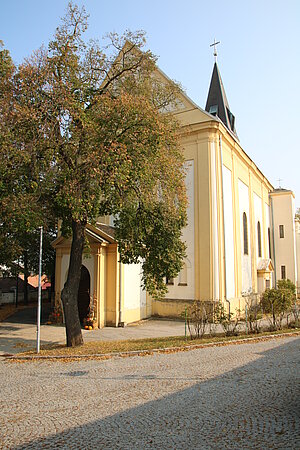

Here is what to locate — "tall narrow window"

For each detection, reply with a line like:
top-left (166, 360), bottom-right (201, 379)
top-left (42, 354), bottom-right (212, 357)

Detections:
top-left (268, 227), bottom-right (271, 258)
top-left (257, 221), bottom-right (262, 257)
top-left (243, 212), bottom-right (248, 255)
top-left (281, 265), bottom-right (286, 279)
top-left (178, 264), bottom-right (188, 286)
top-left (279, 225), bottom-right (284, 238)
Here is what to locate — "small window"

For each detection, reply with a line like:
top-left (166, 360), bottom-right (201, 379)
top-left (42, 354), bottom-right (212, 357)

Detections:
top-left (166, 277), bottom-right (174, 286)
top-left (226, 107), bottom-right (235, 131)
top-left (209, 105), bottom-right (218, 115)
top-left (281, 265), bottom-right (286, 280)
top-left (265, 279), bottom-right (270, 289)
top-left (243, 212), bottom-right (248, 255)
top-left (268, 227), bottom-right (271, 259)
top-left (279, 225), bottom-right (284, 238)
top-left (257, 221), bottom-right (262, 257)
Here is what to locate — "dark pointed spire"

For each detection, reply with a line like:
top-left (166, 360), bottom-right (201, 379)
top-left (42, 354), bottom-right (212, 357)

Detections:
top-left (205, 62), bottom-right (238, 138)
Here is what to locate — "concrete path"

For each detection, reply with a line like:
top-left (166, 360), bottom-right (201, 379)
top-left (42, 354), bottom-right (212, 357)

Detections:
top-left (0, 308), bottom-right (190, 355)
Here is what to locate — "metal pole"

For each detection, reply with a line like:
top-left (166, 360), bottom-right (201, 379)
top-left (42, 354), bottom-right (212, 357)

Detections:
top-left (37, 226), bottom-right (43, 353)
top-left (185, 307), bottom-right (187, 340)
top-left (15, 273), bottom-right (19, 308)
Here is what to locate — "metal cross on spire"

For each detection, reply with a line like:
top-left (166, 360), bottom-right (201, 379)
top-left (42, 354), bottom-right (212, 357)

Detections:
top-left (277, 178), bottom-right (282, 189)
top-left (210, 39), bottom-right (220, 62)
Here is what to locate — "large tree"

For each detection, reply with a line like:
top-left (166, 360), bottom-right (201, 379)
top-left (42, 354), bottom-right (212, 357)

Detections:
top-left (1, 3), bottom-right (187, 346)
top-left (0, 42), bottom-right (56, 301)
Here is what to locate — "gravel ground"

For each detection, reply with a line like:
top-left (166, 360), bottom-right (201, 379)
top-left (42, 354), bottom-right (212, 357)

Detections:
top-left (0, 335), bottom-right (299, 449)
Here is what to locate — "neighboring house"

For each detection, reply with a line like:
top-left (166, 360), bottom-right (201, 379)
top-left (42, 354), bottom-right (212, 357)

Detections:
top-left (269, 189), bottom-right (298, 290)
top-left (0, 274), bottom-right (50, 305)
top-left (0, 276), bottom-right (36, 305)
top-left (53, 55), bottom-right (299, 327)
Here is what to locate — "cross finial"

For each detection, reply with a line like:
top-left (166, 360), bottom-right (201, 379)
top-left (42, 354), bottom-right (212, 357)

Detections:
top-left (277, 178), bottom-right (282, 189)
top-left (210, 39), bottom-right (220, 62)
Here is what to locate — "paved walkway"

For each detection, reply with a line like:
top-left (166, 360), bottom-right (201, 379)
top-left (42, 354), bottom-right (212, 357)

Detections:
top-left (0, 304), bottom-right (195, 355)
top-left (0, 317), bottom-right (189, 355)
top-left (0, 335), bottom-right (299, 449)
top-left (0, 305), bottom-right (290, 355)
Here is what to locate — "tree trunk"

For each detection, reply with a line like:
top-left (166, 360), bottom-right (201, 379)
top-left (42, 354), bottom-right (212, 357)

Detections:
top-left (61, 219), bottom-right (86, 347)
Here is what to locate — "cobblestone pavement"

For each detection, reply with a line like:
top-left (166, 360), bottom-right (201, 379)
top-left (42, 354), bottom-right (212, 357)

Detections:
top-left (0, 336), bottom-right (299, 449)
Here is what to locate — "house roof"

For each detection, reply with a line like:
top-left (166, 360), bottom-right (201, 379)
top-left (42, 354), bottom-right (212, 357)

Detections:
top-left (19, 274), bottom-right (48, 288)
top-left (205, 62), bottom-right (238, 138)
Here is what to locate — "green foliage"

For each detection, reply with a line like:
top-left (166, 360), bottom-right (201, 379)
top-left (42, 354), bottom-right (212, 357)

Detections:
top-left (214, 302), bottom-right (239, 336)
top-left (261, 279), bottom-right (295, 329)
top-left (0, 2), bottom-right (187, 303)
top-left (277, 279), bottom-right (296, 294)
top-left (0, 41), bottom-right (56, 278)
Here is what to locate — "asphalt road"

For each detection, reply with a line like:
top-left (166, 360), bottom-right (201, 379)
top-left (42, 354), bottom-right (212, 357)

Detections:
top-left (5, 303), bottom-right (51, 325)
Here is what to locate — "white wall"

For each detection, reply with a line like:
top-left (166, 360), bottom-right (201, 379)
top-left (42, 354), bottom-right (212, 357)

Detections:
top-left (0, 292), bottom-right (15, 304)
top-left (61, 253), bottom-right (94, 295)
top-left (271, 192), bottom-right (297, 285)
top-left (222, 165), bottom-right (235, 299)
top-left (265, 203), bottom-right (271, 259)
top-left (166, 159), bottom-right (195, 299)
top-left (123, 263), bottom-right (146, 310)
top-left (211, 142), bottom-right (220, 300)
top-left (238, 179), bottom-right (252, 294)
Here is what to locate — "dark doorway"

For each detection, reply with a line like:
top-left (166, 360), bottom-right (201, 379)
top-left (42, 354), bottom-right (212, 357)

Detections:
top-left (77, 265), bottom-right (90, 324)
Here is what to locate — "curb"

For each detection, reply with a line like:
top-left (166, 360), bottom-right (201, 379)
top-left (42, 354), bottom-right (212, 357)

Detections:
top-left (4, 331), bottom-right (300, 361)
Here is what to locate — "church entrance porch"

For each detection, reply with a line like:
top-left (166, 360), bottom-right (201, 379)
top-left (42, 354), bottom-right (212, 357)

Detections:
top-left (52, 223), bottom-right (130, 329)
top-left (52, 222), bottom-right (151, 329)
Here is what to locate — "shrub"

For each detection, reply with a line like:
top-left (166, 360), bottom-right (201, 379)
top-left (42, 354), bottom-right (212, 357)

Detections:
top-left (243, 293), bottom-right (262, 334)
top-left (261, 279), bottom-right (296, 330)
top-left (183, 301), bottom-right (213, 339)
top-left (214, 301), bottom-right (239, 336)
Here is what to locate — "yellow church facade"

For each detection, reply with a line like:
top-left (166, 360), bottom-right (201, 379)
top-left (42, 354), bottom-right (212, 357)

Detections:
top-left (53, 59), bottom-right (297, 327)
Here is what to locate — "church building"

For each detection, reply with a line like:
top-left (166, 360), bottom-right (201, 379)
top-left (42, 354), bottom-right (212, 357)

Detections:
top-left (52, 51), bottom-right (299, 327)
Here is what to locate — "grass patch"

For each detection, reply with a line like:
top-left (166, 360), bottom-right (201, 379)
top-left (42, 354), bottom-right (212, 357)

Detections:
top-left (16, 327), bottom-right (300, 358)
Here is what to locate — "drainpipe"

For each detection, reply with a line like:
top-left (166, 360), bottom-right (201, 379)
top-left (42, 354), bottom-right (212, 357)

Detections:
top-left (219, 134), bottom-right (228, 307)
top-left (270, 196), bottom-right (277, 287)
top-left (118, 261), bottom-right (123, 326)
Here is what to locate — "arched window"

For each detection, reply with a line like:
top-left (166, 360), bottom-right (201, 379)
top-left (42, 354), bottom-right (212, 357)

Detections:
top-left (257, 221), bottom-right (262, 257)
top-left (243, 212), bottom-right (248, 255)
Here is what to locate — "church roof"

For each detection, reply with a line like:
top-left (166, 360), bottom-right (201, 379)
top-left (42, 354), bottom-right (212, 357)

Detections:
top-left (205, 62), bottom-right (238, 138)
top-left (257, 258), bottom-right (274, 272)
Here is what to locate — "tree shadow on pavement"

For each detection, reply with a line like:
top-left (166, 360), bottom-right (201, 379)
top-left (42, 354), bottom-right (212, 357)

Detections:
top-left (9, 338), bottom-right (300, 449)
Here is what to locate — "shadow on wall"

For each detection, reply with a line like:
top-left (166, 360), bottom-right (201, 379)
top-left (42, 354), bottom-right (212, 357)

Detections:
top-left (12, 338), bottom-right (300, 449)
